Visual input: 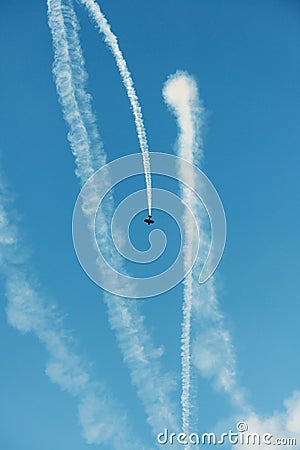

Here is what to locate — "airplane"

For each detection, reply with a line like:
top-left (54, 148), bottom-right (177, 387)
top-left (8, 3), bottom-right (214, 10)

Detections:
top-left (144, 215), bottom-right (154, 225)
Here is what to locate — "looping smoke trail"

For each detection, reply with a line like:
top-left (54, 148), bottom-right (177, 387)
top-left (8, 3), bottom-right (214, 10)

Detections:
top-left (74, 0), bottom-right (152, 215)
top-left (47, 0), bottom-right (179, 435)
top-left (163, 71), bottom-right (202, 441)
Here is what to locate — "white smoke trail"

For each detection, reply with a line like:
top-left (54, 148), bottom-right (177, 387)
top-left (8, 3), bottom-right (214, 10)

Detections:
top-left (163, 72), bottom-right (248, 441)
top-left (47, 0), bottom-right (179, 434)
top-left (163, 71), bottom-right (202, 439)
top-left (0, 174), bottom-right (144, 450)
top-left (60, 0), bottom-right (106, 171)
top-left (47, 0), bottom-right (101, 184)
top-left (74, 0), bottom-right (152, 215)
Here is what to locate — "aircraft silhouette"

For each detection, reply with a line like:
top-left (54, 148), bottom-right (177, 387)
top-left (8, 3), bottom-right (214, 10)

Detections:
top-left (144, 215), bottom-right (154, 225)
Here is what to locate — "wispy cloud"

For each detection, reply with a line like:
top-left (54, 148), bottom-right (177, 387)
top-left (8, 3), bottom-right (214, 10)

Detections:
top-left (0, 173), bottom-right (143, 449)
top-left (48, 0), bottom-right (179, 435)
top-left (75, 0), bottom-right (152, 213)
top-left (234, 391), bottom-right (300, 449)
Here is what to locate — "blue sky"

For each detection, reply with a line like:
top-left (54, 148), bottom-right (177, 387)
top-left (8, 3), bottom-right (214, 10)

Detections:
top-left (0, 0), bottom-right (300, 449)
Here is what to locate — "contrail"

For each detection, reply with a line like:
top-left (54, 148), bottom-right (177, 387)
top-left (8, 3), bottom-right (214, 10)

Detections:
top-left (0, 173), bottom-right (144, 450)
top-left (47, 0), bottom-right (179, 435)
top-left (74, 0), bottom-right (152, 215)
top-left (163, 71), bottom-right (201, 440)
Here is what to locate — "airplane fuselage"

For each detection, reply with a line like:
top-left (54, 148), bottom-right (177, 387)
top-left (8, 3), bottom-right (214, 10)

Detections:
top-left (144, 215), bottom-right (154, 225)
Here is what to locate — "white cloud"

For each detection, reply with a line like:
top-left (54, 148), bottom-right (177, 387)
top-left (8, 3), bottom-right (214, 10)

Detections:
top-left (234, 391), bottom-right (300, 449)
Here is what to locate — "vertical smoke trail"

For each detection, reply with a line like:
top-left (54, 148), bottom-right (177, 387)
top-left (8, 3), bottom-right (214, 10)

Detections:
top-left (47, 0), bottom-right (179, 434)
top-left (47, 0), bottom-right (95, 185)
top-left (180, 272), bottom-right (193, 439)
top-left (163, 71), bottom-right (202, 441)
top-left (61, 0), bottom-right (106, 171)
top-left (74, 0), bottom-right (152, 215)
top-left (164, 72), bottom-right (248, 425)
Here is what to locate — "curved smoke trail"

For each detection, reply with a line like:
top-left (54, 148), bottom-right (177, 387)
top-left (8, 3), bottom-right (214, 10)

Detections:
top-left (75, 0), bottom-right (152, 215)
top-left (163, 72), bottom-right (202, 440)
top-left (47, 0), bottom-right (179, 435)
top-left (164, 72), bottom-right (248, 439)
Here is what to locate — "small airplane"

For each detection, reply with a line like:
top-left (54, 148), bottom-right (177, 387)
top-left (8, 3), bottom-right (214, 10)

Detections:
top-left (144, 215), bottom-right (154, 225)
